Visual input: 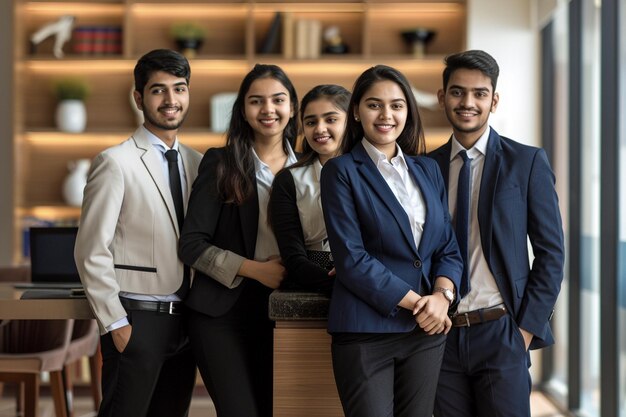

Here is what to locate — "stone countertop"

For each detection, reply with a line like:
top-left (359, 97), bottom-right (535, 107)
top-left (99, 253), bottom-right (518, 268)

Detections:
top-left (268, 289), bottom-right (330, 321)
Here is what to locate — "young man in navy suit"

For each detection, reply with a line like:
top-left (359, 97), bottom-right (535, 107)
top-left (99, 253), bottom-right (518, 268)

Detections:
top-left (428, 50), bottom-right (564, 417)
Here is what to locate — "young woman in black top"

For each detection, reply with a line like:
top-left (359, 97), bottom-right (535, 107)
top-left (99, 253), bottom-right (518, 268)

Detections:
top-left (179, 64), bottom-right (298, 417)
top-left (269, 84), bottom-right (350, 293)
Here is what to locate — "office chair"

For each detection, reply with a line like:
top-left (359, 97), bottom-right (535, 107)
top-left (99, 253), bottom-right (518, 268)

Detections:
top-left (64, 319), bottom-right (101, 413)
top-left (0, 319), bottom-right (73, 417)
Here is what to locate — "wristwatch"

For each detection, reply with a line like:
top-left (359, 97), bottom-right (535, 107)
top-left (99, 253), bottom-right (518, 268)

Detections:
top-left (433, 287), bottom-right (455, 305)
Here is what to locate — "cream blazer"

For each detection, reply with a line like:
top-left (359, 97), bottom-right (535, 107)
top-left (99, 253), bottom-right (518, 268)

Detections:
top-left (74, 127), bottom-right (202, 333)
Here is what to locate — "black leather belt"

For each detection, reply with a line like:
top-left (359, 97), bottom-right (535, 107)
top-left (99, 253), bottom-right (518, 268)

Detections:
top-left (120, 298), bottom-right (183, 315)
top-left (451, 305), bottom-right (507, 327)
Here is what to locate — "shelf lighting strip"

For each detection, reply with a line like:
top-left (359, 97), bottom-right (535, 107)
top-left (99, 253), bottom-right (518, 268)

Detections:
top-left (23, 3), bottom-right (124, 16)
top-left (130, 3), bottom-right (247, 16)
top-left (24, 59), bottom-right (250, 73)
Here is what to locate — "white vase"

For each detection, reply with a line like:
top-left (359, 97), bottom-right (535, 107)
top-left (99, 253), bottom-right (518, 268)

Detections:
top-left (63, 159), bottom-right (91, 206)
top-left (56, 99), bottom-right (87, 133)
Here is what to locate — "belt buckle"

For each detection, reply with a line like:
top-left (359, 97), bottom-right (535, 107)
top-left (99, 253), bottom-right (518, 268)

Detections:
top-left (168, 302), bottom-right (181, 315)
top-left (463, 312), bottom-right (471, 327)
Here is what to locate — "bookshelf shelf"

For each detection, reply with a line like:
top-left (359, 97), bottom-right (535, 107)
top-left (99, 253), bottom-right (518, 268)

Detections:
top-left (12, 0), bottom-right (466, 263)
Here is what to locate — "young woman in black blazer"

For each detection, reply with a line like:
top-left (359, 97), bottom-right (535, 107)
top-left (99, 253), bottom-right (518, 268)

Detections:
top-left (178, 64), bottom-right (298, 417)
top-left (269, 84), bottom-right (350, 293)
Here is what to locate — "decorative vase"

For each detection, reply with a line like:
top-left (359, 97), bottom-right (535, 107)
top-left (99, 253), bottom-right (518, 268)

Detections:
top-left (211, 92), bottom-right (237, 133)
top-left (401, 28), bottom-right (436, 59)
top-left (62, 159), bottom-right (91, 206)
top-left (175, 38), bottom-right (203, 59)
top-left (56, 99), bottom-right (87, 133)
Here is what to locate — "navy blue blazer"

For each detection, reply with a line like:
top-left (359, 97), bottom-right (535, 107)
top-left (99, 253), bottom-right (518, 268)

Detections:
top-left (428, 128), bottom-right (564, 349)
top-left (320, 143), bottom-right (463, 334)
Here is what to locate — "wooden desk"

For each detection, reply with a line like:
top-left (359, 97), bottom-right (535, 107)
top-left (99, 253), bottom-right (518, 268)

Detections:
top-left (0, 284), bottom-right (93, 320)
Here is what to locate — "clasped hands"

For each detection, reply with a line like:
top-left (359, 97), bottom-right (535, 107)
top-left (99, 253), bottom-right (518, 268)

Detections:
top-left (412, 294), bottom-right (452, 335)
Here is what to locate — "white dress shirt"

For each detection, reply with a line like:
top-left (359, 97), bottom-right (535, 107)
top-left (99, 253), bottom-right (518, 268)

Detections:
top-left (290, 158), bottom-right (329, 251)
top-left (361, 138), bottom-right (426, 251)
top-left (251, 144), bottom-right (298, 261)
top-left (448, 127), bottom-right (504, 313)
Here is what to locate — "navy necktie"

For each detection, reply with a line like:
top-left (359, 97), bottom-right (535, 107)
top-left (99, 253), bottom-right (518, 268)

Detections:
top-left (164, 149), bottom-right (184, 231)
top-left (165, 149), bottom-right (189, 298)
top-left (456, 150), bottom-right (472, 296)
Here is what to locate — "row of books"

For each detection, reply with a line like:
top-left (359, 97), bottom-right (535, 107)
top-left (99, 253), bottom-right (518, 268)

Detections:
top-left (260, 13), bottom-right (324, 59)
top-left (72, 26), bottom-right (123, 55)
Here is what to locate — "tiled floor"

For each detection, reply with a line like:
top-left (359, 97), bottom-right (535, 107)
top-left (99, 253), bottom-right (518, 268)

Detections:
top-left (0, 390), bottom-right (567, 417)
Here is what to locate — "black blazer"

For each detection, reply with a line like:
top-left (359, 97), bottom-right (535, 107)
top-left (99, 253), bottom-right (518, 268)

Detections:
top-left (179, 147), bottom-right (263, 316)
top-left (428, 129), bottom-right (564, 349)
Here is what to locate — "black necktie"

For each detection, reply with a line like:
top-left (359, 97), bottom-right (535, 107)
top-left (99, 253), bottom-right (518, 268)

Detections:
top-left (164, 149), bottom-right (184, 231)
top-left (165, 149), bottom-right (189, 298)
top-left (456, 150), bottom-right (472, 297)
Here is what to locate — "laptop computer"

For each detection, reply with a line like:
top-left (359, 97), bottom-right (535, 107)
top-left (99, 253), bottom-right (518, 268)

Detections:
top-left (15, 226), bottom-right (83, 291)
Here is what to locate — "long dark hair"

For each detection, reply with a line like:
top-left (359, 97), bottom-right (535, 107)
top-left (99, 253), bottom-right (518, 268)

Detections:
top-left (290, 84), bottom-right (351, 169)
top-left (341, 65), bottom-right (425, 156)
top-left (217, 64), bottom-right (298, 204)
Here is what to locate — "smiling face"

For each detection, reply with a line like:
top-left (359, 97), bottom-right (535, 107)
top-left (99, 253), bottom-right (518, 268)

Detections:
top-left (438, 68), bottom-right (499, 148)
top-left (302, 98), bottom-right (347, 165)
top-left (244, 77), bottom-right (294, 143)
top-left (354, 79), bottom-right (408, 159)
top-left (133, 70), bottom-right (189, 146)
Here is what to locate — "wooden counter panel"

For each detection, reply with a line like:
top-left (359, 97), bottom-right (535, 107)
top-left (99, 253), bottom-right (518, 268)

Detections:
top-left (273, 327), bottom-right (344, 417)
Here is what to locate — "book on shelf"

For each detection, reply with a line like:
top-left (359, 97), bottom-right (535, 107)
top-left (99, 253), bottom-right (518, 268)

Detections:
top-left (282, 11), bottom-right (294, 59)
top-left (294, 19), bottom-right (322, 60)
top-left (308, 20), bottom-right (321, 60)
top-left (72, 25), bottom-right (122, 56)
top-left (259, 12), bottom-right (282, 54)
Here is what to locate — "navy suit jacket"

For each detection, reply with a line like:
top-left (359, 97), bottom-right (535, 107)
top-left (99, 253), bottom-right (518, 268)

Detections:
top-left (428, 128), bottom-right (564, 349)
top-left (320, 143), bottom-right (463, 333)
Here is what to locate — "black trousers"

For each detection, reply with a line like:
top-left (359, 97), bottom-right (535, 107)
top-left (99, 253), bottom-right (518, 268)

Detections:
top-left (187, 283), bottom-right (274, 417)
top-left (331, 327), bottom-right (446, 417)
top-left (98, 309), bottom-right (197, 417)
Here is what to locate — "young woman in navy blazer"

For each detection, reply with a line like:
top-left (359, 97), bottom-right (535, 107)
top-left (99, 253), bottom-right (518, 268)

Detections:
top-left (179, 64), bottom-right (298, 417)
top-left (320, 65), bottom-right (463, 417)
top-left (269, 84), bottom-right (350, 293)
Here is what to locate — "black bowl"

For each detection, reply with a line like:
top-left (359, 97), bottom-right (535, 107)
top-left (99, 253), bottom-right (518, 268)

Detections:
top-left (401, 29), bottom-right (436, 45)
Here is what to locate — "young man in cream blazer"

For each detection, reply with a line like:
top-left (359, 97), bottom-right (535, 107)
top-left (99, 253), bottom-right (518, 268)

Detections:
top-left (75, 49), bottom-right (202, 417)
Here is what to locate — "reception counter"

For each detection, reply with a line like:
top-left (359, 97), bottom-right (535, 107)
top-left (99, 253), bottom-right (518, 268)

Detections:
top-left (269, 290), bottom-right (343, 417)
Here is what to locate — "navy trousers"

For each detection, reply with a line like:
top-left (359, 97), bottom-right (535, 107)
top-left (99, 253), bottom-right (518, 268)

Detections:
top-left (434, 314), bottom-right (532, 417)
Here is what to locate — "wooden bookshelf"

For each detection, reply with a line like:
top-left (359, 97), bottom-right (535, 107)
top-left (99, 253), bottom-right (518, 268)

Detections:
top-left (12, 0), bottom-right (466, 262)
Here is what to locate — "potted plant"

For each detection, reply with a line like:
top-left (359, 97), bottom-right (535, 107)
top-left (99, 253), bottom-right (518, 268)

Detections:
top-left (53, 77), bottom-right (90, 133)
top-left (170, 22), bottom-right (206, 58)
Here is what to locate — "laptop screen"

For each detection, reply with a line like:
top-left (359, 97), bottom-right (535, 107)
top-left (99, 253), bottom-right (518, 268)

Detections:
top-left (29, 226), bottom-right (81, 284)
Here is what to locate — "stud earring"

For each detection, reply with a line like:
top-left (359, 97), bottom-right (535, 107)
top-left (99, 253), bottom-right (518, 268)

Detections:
top-left (354, 117), bottom-right (360, 122)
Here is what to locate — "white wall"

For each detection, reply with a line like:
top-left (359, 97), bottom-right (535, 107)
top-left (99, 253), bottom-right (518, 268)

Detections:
top-left (467, 0), bottom-right (543, 381)
top-left (467, 0), bottom-right (539, 147)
